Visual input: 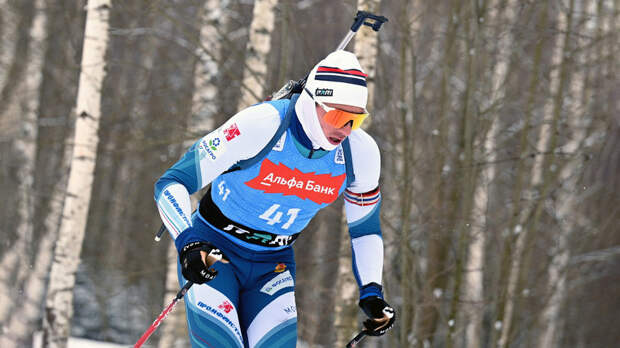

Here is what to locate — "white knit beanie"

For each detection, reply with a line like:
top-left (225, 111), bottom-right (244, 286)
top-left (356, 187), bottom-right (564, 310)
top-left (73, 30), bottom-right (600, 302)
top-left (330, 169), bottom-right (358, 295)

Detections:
top-left (305, 50), bottom-right (368, 109)
top-left (296, 50), bottom-right (368, 150)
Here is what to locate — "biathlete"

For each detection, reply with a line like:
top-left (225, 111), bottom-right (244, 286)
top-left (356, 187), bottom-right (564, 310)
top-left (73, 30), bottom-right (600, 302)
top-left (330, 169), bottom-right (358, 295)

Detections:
top-left (154, 50), bottom-right (395, 348)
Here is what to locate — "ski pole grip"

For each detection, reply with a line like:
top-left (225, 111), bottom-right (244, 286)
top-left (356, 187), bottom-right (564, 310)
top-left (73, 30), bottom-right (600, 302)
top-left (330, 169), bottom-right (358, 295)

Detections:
top-left (337, 11), bottom-right (388, 50)
top-left (350, 10), bottom-right (388, 32)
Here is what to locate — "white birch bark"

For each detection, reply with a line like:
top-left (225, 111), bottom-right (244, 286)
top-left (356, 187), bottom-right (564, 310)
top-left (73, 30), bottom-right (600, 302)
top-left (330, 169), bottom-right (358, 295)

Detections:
top-left (42, 1), bottom-right (111, 347)
top-left (464, 120), bottom-right (499, 348)
top-left (22, 107), bottom-right (73, 348)
top-left (237, 0), bottom-right (278, 108)
top-left (498, 3), bottom-right (568, 347)
top-left (485, 0), bottom-right (517, 110)
top-left (0, 0), bottom-right (46, 326)
top-left (0, 0), bottom-right (17, 92)
top-left (536, 103), bottom-right (584, 348)
top-left (354, 0), bottom-right (381, 110)
top-left (537, 1), bottom-right (592, 345)
top-left (498, 223), bottom-right (526, 348)
top-left (463, 1), bottom-right (515, 345)
top-left (192, 0), bottom-right (222, 133)
top-left (2, 213), bottom-right (56, 348)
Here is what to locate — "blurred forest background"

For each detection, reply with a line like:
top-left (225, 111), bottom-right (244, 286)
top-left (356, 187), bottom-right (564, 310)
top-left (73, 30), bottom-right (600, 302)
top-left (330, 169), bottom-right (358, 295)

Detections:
top-left (0, 0), bottom-right (619, 347)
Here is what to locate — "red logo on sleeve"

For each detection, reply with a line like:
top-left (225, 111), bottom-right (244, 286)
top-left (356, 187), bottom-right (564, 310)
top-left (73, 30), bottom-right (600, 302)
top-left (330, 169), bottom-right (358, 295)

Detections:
top-left (245, 159), bottom-right (345, 204)
top-left (223, 123), bottom-right (241, 141)
top-left (218, 300), bottom-right (234, 314)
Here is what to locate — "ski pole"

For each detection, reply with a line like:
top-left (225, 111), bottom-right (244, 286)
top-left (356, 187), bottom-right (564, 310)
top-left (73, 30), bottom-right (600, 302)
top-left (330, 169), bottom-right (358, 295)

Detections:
top-left (134, 281), bottom-right (193, 348)
top-left (346, 329), bottom-right (368, 348)
top-left (336, 10), bottom-right (388, 51)
top-left (269, 10), bottom-right (388, 101)
top-left (154, 223), bottom-right (166, 241)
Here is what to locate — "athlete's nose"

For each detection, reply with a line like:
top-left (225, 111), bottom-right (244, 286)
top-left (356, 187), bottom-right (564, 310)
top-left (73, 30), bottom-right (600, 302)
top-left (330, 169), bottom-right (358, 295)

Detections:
top-left (338, 122), bottom-right (353, 137)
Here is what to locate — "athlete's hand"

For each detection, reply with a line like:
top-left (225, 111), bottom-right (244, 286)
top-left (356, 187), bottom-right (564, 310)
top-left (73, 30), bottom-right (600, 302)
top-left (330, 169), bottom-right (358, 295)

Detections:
top-left (359, 296), bottom-right (395, 336)
top-left (179, 241), bottom-right (229, 284)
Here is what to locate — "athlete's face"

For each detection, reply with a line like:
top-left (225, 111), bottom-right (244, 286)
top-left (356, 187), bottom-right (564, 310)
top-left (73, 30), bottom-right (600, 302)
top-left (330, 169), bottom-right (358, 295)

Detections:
top-left (315, 102), bottom-right (362, 145)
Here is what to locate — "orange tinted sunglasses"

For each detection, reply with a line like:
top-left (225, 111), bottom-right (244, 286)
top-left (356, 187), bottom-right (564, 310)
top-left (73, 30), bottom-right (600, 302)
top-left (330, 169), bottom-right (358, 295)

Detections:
top-left (305, 88), bottom-right (368, 130)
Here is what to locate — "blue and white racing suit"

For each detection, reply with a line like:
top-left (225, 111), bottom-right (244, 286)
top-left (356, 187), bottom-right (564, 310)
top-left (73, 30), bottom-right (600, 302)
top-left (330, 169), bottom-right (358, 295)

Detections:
top-left (155, 98), bottom-right (384, 348)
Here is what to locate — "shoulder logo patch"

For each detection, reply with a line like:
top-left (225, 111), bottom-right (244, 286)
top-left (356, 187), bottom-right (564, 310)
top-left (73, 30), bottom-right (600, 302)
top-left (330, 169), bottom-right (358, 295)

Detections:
top-left (198, 132), bottom-right (226, 161)
top-left (223, 122), bottom-right (241, 141)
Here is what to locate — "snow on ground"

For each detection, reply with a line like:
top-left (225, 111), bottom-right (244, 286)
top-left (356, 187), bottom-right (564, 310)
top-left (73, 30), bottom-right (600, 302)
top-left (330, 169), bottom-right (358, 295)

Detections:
top-left (33, 333), bottom-right (132, 348)
top-left (68, 337), bottom-right (130, 348)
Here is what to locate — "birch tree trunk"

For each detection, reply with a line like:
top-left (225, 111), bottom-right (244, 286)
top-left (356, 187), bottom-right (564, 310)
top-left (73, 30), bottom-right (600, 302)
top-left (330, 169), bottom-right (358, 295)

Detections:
top-left (0, 0), bottom-right (17, 90)
top-left (20, 62), bottom-right (75, 348)
top-left (42, 1), bottom-right (110, 347)
top-left (354, 0), bottom-right (381, 109)
top-left (191, 0), bottom-right (222, 133)
top-left (237, 0), bottom-right (277, 108)
top-left (535, 80), bottom-right (585, 348)
top-left (13, 173), bottom-right (69, 348)
top-left (2, 214), bottom-right (57, 348)
top-left (499, 1), bottom-right (572, 346)
top-left (393, 1), bottom-right (420, 345)
top-left (463, 0), bottom-right (515, 345)
top-left (0, 0), bottom-right (24, 116)
top-left (537, 1), bottom-right (594, 345)
top-left (490, 3), bottom-right (550, 346)
top-left (0, 0), bottom-right (46, 326)
top-left (398, 31), bottom-right (415, 348)
top-left (416, 1), bottom-right (463, 344)
top-left (464, 120), bottom-right (498, 348)
top-left (445, 1), bottom-right (487, 346)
